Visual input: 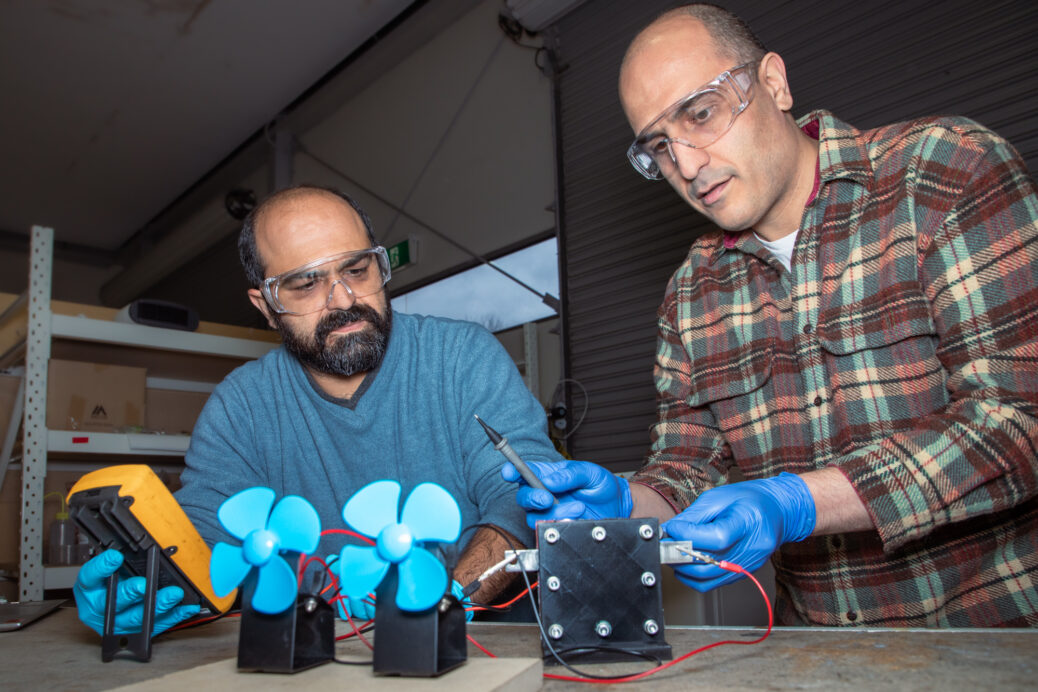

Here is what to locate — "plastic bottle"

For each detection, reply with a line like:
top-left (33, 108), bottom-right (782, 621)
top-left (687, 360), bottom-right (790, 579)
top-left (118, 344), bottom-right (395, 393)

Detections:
top-left (45, 491), bottom-right (76, 566)
top-left (48, 510), bottom-right (76, 566)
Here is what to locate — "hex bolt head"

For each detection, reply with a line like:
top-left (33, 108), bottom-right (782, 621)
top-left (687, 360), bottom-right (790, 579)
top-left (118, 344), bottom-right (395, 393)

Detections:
top-left (544, 527), bottom-right (560, 544)
top-left (641, 571), bottom-right (657, 587)
top-left (643, 619), bottom-right (660, 635)
top-left (548, 623), bottom-right (564, 640)
top-left (547, 575), bottom-right (561, 591)
top-left (595, 620), bottom-right (612, 638)
top-left (591, 526), bottom-right (607, 541)
top-left (639, 524), bottom-right (654, 540)
top-left (304, 597), bottom-right (318, 614)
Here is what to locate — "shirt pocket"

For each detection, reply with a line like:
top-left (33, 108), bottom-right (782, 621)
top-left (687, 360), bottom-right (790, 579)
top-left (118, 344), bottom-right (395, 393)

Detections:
top-left (684, 336), bottom-right (774, 408)
top-left (816, 283), bottom-right (936, 355)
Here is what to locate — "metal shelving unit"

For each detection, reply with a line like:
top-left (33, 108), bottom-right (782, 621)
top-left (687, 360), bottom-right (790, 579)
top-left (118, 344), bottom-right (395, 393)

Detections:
top-left (8, 225), bottom-right (277, 600)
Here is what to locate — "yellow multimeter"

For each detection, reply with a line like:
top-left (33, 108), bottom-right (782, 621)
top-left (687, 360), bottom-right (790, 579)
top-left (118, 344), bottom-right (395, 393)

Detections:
top-left (67, 464), bottom-right (236, 661)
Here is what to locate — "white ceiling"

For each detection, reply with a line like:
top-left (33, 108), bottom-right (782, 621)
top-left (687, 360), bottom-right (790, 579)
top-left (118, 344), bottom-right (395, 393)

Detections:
top-left (0, 0), bottom-right (416, 251)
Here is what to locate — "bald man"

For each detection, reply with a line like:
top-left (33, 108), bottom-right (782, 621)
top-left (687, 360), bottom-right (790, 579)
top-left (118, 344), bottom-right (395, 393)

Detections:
top-left (505, 4), bottom-right (1038, 627)
top-left (73, 185), bottom-right (559, 637)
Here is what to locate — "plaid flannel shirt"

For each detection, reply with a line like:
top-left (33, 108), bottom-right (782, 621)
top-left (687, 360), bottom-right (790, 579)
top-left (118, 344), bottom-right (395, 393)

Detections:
top-left (634, 110), bottom-right (1038, 627)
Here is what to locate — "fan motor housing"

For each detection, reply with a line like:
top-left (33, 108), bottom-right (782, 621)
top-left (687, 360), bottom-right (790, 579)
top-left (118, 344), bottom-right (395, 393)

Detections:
top-left (237, 581), bottom-right (335, 673)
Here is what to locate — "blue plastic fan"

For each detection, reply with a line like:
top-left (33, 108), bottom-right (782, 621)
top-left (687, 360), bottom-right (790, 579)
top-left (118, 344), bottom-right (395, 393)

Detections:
top-left (336, 480), bottom-right (461, 612)
top-left (209, 487), bottom-right (321, 615)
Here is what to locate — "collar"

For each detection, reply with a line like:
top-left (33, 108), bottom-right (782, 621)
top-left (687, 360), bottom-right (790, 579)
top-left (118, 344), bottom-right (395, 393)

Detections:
top-left (714, 110), bottom-right (874, 262)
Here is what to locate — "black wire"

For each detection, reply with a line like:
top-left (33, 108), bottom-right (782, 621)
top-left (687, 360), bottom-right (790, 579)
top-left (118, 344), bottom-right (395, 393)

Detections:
top-left (467, 522), bottom-right (672, 682)
top-left (332, 657), bottom-right (373, 666)
top-left (547, 645), bottom-right (662, 666)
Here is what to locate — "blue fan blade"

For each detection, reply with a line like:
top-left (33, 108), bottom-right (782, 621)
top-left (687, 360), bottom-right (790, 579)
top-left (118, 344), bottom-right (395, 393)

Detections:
top-left (401, 483), bottom-right (461, 543)
top-left (210, 542), bottom-right (251, 598)
top-left (338, 545), bottom-right (390, 599)
top-left (267, 495), bottom-right (321, 554)
top-left (218, 487), bottom-right (276, 541)
top-left (251, 554), bottom-right (298, 614)
top-left (396, 547), bottom-right (448, 612)
top-left (342, 480), bottom-right (401, 538)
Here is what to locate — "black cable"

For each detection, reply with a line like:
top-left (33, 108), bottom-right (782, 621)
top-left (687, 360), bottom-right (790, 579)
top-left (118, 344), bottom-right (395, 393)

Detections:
top-left (332, 657), bottom-right (374, 666)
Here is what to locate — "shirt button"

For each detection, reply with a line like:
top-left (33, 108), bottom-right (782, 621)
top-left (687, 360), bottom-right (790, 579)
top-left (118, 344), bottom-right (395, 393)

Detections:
top-left (847, 611), bottom-right (858, 622)
top-left (814, 395), bottom-right (823, 407)
top-left (803, 322), bottom-right (813, 334)
top-left (831, 536), bottom-right (842, 549)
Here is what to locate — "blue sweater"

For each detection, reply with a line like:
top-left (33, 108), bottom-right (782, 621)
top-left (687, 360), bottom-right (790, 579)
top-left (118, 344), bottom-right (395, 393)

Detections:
top-left (175, 312), bottom-right (558, 560)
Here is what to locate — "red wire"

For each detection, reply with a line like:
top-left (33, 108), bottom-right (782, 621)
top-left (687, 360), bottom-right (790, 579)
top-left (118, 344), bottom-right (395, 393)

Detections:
top-left (544, 560), bottom-right (773, 683)
top-left (467, 580), bottom-right (540, 614)
top-left (467, 633), bottom-right (496, 658)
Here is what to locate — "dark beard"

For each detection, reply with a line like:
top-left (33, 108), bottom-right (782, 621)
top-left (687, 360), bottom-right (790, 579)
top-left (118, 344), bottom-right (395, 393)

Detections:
top-left (275, 302), bottom-right (392, 377)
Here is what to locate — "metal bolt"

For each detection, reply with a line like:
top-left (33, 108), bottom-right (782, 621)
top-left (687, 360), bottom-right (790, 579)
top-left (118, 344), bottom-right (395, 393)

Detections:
top-left (639, 524), bottom-right (654, 540)
top-left (643, 619), bottom-right (660, 635)
top-left (641, 571), bottom-right (657, 587)
top-left (547, 576), bottom-right (561, 591)
top-left (544, 527), bottom-right (560, 544)
top-left (595, 620), bottom-right (612, 638)
top-left (303, 597), bottom-right (318, 614)
top-left (591, 526), bottom-right (607, 541)
top-left (548, 623), bottom-right (564, 640)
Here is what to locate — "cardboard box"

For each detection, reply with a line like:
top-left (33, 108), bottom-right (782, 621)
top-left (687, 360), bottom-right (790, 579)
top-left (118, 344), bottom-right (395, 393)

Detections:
top-left (46, 359), bottom-right (146, 432)
top-left (145, 388), bottom-right (211, 435)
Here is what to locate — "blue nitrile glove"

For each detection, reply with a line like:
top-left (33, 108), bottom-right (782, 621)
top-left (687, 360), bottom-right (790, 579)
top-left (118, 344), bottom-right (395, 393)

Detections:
top-left (501, 459), bottom-right (633, 529)
top-left (334, 594), bottom-right (376, 622)
top-left (450, 579), bottom-right (475, 622)
top-left (73, 549), bottom-right (200, 636)
top-left (663, 472), bottom-right (816, 592)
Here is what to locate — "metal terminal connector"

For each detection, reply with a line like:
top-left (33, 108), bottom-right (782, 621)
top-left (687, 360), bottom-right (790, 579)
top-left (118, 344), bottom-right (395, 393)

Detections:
top-left (544, 527), bottom-right (560, 544)
top-left (504, 549), bottom-right (539, 572)
top-left (641, 571), bottom-right (657, 587)
top-left (639, 524), bottom-right (654, 540)
top-left (643, 619), bottom-right (660, 635)
top-left (659, 540), bottom-right (697, 565)
top-left (548, 624), bottom-right (564, 640)
top-left (595, 620), bottom-right (612, 638)
top-left (547, 575), bottom-right (561, 591)
top-left (591, 526), bottom-right (607, 542)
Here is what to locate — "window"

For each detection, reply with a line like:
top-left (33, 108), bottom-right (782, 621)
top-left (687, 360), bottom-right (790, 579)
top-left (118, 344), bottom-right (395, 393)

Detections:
top-left (390, 238), bottom-right (559, 333)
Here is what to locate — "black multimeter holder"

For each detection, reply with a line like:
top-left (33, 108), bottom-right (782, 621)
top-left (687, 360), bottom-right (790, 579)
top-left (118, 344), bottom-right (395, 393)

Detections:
top-left (70, 487), bottom-right (186, 662)
top-left (536, 518), bottom-right (672, 664)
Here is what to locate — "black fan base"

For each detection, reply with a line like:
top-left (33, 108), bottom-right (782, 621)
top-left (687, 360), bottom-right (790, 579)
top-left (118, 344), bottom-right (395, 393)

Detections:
top-left (372, 567), bottom-right (468, 677)
top-left (237, 589), bottom-right (335, 674)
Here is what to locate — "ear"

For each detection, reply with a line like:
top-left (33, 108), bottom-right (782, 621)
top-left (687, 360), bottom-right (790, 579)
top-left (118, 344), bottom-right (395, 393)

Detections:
top-left (757, 52), bottom-right (793, 112)
top-left (247, 288), bottom-right (278, 330)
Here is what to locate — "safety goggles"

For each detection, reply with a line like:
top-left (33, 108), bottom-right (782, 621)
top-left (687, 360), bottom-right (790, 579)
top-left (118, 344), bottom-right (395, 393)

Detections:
top-left (261, 246), bottom-right (391, 315)
top-left (626, 63), bottom-right (755, 180)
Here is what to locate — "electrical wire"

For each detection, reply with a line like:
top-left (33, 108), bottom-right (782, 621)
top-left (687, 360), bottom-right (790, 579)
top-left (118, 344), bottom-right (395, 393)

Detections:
top-left (551, 377), bottom-right (589, 440)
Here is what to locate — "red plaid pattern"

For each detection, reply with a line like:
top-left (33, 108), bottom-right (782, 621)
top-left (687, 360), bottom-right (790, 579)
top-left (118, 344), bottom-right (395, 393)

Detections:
top-left (634, 111), bottom-right (1038, 627)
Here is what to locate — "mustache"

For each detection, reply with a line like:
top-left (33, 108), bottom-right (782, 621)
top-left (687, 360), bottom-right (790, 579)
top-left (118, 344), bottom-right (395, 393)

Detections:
top-left (315, 304), bottom-right (385, 341)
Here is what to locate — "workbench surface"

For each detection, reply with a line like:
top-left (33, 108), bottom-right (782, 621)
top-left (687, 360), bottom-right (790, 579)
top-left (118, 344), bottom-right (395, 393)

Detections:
top-left (1, 604), bottom-right (1034, 690)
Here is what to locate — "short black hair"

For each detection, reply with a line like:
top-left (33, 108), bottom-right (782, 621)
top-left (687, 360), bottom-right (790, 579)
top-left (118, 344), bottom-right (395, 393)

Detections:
top-left (238, 184), bottom-right (377, 288)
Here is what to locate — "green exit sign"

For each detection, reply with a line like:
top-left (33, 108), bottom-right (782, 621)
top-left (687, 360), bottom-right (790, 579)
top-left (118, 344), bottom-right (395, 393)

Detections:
top-left (387, 238), bottom-right (416, 271)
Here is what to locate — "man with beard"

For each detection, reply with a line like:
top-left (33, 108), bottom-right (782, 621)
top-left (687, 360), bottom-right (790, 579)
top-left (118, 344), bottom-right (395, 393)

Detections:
top-left (71, 185), bottom-right (558, 637)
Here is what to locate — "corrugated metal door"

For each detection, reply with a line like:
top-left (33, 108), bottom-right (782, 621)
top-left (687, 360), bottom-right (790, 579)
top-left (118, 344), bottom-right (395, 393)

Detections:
top-left (553, 0), bottom-right (1038, 470)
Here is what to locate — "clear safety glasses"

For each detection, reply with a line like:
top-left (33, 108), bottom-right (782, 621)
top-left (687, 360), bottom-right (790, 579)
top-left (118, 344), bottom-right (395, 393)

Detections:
top-left (261, 246), bottom-right (392, 315)
top-left (626, 62), bottom-right (755, 180)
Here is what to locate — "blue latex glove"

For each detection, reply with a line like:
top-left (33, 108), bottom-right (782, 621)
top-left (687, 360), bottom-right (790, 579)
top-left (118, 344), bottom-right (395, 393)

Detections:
top-left (501, 459), bottom-right (632, 529)
top-left (334, 594), bottom-right (376, 622)
top-left (450, 579), bottom-right (474, 622)
top-left (663, 472), bottom-right (816, 592)
top-left (73, 549), bottom-right (200, 636)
